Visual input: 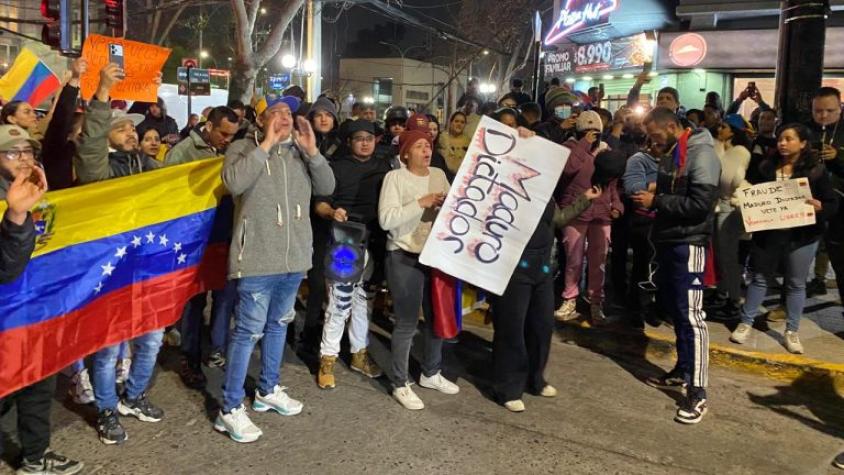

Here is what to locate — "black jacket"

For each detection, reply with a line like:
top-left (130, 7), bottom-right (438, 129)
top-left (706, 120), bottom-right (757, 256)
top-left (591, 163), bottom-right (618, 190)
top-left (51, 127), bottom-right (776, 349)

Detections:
top-left (651, 128), bottom-right (721, 246)
top-left (749, 156), bottom-right (839, 251)
top-left (41, 84), bottom-right (79, 190)
top-left (139, 113), bottom-right (179, 140)
top-left (0, 211), bottom-right (35, 284)
top-left (534, 117), bottom-right (575, 145)
top-left (317, 131), bottom-right (345, 162)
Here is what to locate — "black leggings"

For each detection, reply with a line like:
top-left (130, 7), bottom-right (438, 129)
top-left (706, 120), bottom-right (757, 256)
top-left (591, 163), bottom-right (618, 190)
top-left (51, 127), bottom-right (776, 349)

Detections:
top-left (490, 268), bottom-right (555, 403)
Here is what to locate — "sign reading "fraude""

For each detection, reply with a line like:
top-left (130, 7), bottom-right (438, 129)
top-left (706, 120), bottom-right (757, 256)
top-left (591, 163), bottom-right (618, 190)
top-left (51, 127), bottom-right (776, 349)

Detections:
top-left (738, 178), bottom-right (815, 233)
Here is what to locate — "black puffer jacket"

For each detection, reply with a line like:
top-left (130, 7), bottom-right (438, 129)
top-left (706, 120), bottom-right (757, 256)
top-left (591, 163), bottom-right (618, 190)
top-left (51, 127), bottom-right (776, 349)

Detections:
top-left (651, 128), bottom-right (721, 246)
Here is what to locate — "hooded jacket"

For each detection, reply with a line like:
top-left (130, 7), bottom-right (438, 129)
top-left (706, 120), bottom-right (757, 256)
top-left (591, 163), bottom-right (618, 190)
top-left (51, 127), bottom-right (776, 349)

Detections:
top-left (0, 182), bottom-right (35, 284)
top-left (138, 99), bottom-right (179, 139)
top-left (74, 100), bottom-right (162, 184)
top-left (223, 128), bottom-right (335, 279)
top-left (557, 137), bottom-right (623, 224)
top-left (651, 128), bottom-right (721, 246)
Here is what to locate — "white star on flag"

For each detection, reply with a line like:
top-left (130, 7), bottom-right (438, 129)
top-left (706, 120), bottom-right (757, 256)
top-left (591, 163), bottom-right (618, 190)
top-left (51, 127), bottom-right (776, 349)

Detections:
top-left (146, 232), bottom-right (155, 243)
top-left (177, 253), bottom-right (187, 264)
top-left (94, 282), bottom-right (103, 293)
top-left (173, 242), bottom-right (182, 252)
top-left (159, 234), bottom-right (169, 247)
top-left (101, 261), bottom-right (115, 276)
top-left (131, 236), bottom-right (142, 247)
top-left (115, 246), bottom-right (127, 259)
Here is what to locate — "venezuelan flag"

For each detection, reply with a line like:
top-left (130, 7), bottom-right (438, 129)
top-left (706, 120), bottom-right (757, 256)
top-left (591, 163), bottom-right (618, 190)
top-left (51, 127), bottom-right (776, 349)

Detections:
top-left (0, 158), bottom-right (230, 398)
top-left (0, 48), bottom-right (61, 106)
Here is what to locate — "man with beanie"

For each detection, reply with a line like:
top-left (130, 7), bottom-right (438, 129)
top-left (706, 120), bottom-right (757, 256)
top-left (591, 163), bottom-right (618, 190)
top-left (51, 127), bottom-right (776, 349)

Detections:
top-left (215, 94), bottom-right (335, 443)
top-left (555, 110), bottom-right (623, 323)
top-left (313, 119), bottom-right (392, 389)
top-left (536, 87), bottom-right (580, 145)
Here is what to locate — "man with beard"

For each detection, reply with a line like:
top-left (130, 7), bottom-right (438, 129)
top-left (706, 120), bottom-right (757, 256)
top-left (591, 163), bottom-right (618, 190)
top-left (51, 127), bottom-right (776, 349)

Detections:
top-left (632, 107), bottom-right (720, 425)
top-left (74, 63), bottom-right (166, 445)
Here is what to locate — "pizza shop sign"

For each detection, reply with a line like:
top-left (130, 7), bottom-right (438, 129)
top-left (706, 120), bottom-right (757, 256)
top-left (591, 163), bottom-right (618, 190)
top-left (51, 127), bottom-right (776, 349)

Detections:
top-left (545, 0), bottom-right (619, 45)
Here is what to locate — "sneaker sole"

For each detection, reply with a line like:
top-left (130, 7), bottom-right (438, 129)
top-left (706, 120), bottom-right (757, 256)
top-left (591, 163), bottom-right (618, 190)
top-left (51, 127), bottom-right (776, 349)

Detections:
top-left (251, 400), bottom-right (303, 416)
top-left (394, 399), bottom-right (425, 410)
top-left (117, 402), bottom-right (163, 423)
top-left (674, 407), bottom-right (708, 425)
top-left (98, 431), bottom-right (128, 445)
top-left (418, 382), bottom-right (460, 395)
top-left (213, 421), bottom-right (261, 443)
top-left (350, 366), bottom-right (383, 379)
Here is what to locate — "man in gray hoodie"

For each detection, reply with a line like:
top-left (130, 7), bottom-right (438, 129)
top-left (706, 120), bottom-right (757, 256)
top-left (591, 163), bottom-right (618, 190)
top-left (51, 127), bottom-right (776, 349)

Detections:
top-left (215, 95), bottom-right (335, 443)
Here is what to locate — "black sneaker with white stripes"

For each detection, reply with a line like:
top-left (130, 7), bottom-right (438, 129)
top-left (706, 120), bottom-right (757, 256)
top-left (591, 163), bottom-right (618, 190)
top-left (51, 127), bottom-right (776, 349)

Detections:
top-left (118, 393), bottom-right (164, 422)
top-left (675, 395), bottom-right (708, 424)
top-left (96, 409), bottom-right (127, 445)
top-left (645, 368), bottom-right (688, 390)
top-left (17, 450), bottom-right (83, 475)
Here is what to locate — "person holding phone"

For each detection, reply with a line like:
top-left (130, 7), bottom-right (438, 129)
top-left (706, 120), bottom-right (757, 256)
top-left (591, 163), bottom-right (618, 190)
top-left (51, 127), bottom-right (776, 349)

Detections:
top-left (535, 87), bottom-right (579, 145)
top-left (378, 129), bottom-right (455, 410)
top-left (555, 111), bottom-right (623, 324)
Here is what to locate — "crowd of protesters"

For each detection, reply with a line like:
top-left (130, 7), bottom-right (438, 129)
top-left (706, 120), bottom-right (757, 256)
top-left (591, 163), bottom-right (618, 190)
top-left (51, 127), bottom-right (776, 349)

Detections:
top-left (1, 57), bottom-right (844, 474)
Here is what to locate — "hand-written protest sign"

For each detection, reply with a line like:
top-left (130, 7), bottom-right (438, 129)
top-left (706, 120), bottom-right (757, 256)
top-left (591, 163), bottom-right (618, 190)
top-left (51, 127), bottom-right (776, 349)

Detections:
top-left (739, 178), bottom-right (816, 233)
top-left (80, 35), bottom-right (171, 102)
top-left (419, 116), bottom-right (569, 295)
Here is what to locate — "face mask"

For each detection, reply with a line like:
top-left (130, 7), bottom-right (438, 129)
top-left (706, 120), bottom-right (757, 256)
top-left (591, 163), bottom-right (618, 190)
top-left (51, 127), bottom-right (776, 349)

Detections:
top-left (554, 105), bottom-right (572, 120)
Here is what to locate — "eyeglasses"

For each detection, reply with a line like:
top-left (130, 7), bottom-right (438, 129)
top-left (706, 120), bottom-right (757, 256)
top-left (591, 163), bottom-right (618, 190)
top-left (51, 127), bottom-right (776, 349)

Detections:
top-left (352, 135), bottom-right (375, 143)
top-left (3, 148), bottom-right (35, 161)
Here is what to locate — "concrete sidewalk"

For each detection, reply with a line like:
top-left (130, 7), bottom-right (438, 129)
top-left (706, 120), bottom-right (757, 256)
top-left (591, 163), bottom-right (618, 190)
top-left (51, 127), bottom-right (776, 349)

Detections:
top-left (465, 288), bottom-right (844, 386)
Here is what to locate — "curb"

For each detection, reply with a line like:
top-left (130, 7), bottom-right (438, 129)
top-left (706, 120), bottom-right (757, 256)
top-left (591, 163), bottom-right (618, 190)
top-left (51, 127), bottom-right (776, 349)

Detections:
top-left (463, 310), bottom-right (844, 390)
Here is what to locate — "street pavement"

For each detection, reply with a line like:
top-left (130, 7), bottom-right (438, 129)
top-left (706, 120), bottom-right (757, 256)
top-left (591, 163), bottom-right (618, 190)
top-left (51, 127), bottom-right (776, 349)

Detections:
top-left (2, 321), bottom-right (842, 475)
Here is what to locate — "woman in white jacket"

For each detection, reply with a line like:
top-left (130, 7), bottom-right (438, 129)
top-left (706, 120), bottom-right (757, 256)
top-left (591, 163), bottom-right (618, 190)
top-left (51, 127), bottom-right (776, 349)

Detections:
top-left (712, 114), bottom-right (752, 318)
top-left (378, 129), bottom-right (457, 410)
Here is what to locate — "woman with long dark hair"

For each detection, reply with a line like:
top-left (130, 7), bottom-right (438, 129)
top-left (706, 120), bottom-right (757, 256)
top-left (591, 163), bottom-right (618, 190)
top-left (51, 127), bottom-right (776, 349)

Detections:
top-left (437, 111), bottom-right (470, 175)
top-left (730, 123), bottom-right (838, 353)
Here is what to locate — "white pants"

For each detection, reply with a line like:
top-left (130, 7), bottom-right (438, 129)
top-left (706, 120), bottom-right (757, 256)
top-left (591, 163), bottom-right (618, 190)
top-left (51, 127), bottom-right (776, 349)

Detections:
top-left (320, 252), bottom-right (373, 357)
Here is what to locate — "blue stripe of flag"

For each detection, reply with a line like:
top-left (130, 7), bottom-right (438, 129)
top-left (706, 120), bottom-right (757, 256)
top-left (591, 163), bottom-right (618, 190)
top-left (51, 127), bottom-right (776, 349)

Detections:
top-left (12, 62), bottom-right (53, 103)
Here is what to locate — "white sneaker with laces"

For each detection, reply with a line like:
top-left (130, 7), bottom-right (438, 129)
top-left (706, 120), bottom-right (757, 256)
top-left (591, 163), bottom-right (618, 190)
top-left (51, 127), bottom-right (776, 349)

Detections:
top-left (419, 371), bottom-right (460, 395)
top-left (555, 299), bottom-right (577, 321)
top-left (115, 358), bottom-right (131, 385)
top-left (69, 368), bottom-right (94, 405)
top-left (252, 386), bottom-right (303, 416)
top-left (393, 384), bottom-right (425, 410)
top-left (214, 405), bottom-right (263, 443)
top-left (730, 323), bottom-right (752, 344)
top-left (504, 400), bottom-right (525, 412)
top-left (784, 331), bottom-right (804, 354)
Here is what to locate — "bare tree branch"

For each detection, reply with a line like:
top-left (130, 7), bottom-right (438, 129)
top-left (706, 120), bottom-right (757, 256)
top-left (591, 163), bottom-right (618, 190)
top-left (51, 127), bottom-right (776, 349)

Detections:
top-left (155, 4), bottom-right (188, 44)
top-left (254, 0), bottom-right (303, 66)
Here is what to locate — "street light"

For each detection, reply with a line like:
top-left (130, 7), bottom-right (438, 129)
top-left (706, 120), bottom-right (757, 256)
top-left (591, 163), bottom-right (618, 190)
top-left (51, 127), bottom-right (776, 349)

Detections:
top-left (303, 59), bottom-right (316, 73)
top-left (479, 83), bottom-right (496, 94)
top-left (260, 7), bottom-right (267, 14)
top-left (482, 49), bottom-right (489, 55)
top-left (281, 54), bottom-right (297, 69)
top-left (199, 50), bottom-right (209, 59)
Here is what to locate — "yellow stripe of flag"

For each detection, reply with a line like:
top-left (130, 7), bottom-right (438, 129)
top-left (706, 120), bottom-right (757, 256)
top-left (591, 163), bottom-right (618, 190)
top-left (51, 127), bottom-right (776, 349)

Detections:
top-left (0, 158), bottom-right (225, 257)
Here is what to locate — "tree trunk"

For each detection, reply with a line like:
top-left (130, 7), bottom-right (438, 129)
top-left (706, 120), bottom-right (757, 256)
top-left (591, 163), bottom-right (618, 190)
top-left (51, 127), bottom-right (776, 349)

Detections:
top-left (229, 63), bottom-right (257, 103)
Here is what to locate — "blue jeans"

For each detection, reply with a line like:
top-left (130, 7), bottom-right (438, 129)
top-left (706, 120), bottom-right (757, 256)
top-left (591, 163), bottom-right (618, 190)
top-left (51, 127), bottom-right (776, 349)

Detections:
top-left (222, 273), bottom-right (303, 412)
top-left (741, 240), bottom-right (818, 332)
top-left (180, 281), bottom-right (238, 362)
top-left (93, 329), bottom-right (164, 411)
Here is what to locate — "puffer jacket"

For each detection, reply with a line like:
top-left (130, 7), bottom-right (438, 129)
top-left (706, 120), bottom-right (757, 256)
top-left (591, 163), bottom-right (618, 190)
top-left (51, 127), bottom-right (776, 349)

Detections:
top-left (222, 129), bottom-right (335, 279)
top-left (0, 180), bottom-right (35, 284)
top-left (651, 128), bottom-right (721, 246)
top-left (557, 137), bottom-right (623, 224)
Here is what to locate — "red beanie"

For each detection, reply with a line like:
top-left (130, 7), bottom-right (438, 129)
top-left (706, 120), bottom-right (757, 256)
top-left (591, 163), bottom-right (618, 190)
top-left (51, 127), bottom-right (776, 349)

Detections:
top-left (398, 129), bottom-right (432, 160)
top-left (405, 112), bottom-right (430, 132)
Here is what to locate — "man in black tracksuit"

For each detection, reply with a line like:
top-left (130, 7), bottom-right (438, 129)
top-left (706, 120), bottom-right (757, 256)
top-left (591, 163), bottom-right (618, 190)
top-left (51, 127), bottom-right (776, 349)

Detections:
top-left (632, 108), bottom-right (721, 425)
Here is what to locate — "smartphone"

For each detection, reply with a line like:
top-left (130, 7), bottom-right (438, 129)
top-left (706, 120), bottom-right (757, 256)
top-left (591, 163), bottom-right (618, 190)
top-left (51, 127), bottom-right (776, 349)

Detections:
top-left (108, 44), bottom-right (125, 78)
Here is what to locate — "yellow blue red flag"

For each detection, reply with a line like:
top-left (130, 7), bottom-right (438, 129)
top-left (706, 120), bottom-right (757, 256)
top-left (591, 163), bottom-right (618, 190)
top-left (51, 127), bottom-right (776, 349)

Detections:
top-left (0, 48), bottom-right (61, 106)
top-left (0, 159), bottom-right (229, 397)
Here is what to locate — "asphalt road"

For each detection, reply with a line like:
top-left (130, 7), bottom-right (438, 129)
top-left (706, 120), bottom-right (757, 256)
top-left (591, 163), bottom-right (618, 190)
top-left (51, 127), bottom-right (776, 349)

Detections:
top-left (2, 323), bottom-right (843, 474)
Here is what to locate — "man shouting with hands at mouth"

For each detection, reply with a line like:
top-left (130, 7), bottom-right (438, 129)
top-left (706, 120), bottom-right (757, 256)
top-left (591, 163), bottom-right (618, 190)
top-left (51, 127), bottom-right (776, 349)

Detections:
top-left (216, 95), bottom-right (335, 443)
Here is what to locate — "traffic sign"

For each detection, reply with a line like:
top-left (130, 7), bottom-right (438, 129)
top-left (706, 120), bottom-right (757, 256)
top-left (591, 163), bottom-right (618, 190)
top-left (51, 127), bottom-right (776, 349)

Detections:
top-left (268, 74), bottom-right (290, 91)
top-left (181, 57), bottom-right (198, 69)
top-left (177, 67), bottom-right (211, 96)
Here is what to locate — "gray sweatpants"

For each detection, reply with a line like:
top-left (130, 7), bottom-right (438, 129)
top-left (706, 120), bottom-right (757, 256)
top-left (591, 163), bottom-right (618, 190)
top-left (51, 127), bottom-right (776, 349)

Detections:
top-left (385, 250), bottom-right (443, 386)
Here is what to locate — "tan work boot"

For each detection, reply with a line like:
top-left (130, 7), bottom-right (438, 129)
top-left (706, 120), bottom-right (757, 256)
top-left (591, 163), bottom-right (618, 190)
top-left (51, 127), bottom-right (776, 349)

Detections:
top-left (350, 349), bottom-right (383, 378)
top-left (317, 355), bottom-right (337, 389)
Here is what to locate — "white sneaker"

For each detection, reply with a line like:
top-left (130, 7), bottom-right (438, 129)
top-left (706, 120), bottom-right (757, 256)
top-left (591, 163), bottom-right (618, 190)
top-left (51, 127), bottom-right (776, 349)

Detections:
top-left (252, 386), bottom-right (303, 416)
top-left (69, 369), bottom-right (94, 405)
top-left (539, 384), bottom-right (557, 398)
top-left (115, 358), bottom-right (131, 385)
top-left (555, 299), bottom-right (577, 321)
top-left (393, 384), bottom-right (425, 410)
top-left (730, 323), bottom-right (753, 344)
top-left (419, 371), bottom-right (460, 395)
top-left (504, 400), bottom-right (525, 412)
top-left (784, 331), bottom-right (804, 354)
top-left (214, 405), bottom-right (262, 443)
